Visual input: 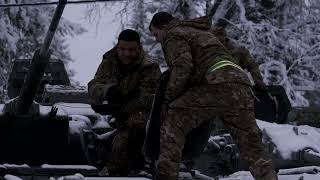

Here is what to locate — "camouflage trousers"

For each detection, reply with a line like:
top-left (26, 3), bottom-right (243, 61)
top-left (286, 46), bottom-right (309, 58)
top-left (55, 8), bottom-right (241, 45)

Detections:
top-left (155, 83), bottom-right (278, 180)
top-left (106, 112), bottom-right (148, 176)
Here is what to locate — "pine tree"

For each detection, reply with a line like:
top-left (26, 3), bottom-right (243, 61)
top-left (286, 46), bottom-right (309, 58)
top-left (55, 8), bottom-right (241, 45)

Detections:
top-left (222, 0), bottom-right (320, 106)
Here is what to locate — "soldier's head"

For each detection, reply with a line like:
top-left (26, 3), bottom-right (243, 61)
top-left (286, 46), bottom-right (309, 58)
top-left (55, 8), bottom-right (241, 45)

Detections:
top-left (149, 12), bottom-right (174, 43)
top-left (117, 29), bottom-right (141, 65)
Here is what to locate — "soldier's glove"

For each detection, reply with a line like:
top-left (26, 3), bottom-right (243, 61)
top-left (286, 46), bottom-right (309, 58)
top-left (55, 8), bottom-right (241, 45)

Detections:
top-left (90, 84), bottom-right (125, 115)
top-left (105, 85), bottom-right (124, 104)
top-left (88, 87), bottom-right (107, 105)
top-left (89, 83), bottom-right (118, 104)
top-left (108, 115), bottom-right (127, 129)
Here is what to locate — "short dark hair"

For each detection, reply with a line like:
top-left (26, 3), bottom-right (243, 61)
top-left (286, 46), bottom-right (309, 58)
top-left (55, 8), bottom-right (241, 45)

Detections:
top-left (118, 29), bottom-right (141, 44)
top-left (149, 11), bottom-right (174, 31)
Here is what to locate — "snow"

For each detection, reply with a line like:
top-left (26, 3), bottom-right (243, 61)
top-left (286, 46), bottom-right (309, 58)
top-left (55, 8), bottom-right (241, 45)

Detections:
top-left (0, 102), bottom-right (96, 116)
top-left (4, 175), bottom-right (23, 180)
top-left (69, 114), bottom-right (111, 135)
top-left (45, 85), bottom-right (87, 93)
top-left (278, 166), bottom-right (320, 175)
top-left (220, 170), bottom-right (320, 180)
top-left (56, 173), bottom-right (85, 180)
top-left (2, 164), bottom-right (30, 168)
top-left (41, 165), bottom-right (96, 170)
top-left (0, 101), bottom-right (111, 135)
top-left (257, 120), bottom-right (320, 159)
top-left (69, 115), bottom-right (92, 135)
top-left (0, 104), bottom-right (4, 113)
top-left (39, 103), bottom-right (96, 116)
top-left (92, 115), bottom-right (110, 129)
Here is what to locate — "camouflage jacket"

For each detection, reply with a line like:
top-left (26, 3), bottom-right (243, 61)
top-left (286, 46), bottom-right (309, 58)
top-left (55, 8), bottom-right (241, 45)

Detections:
top-left (161, 16), bottom-right (251, 104)
top-left (212, 26), bottom-right (265, 87)
top-left (88, 47), bottom-right (161, 115)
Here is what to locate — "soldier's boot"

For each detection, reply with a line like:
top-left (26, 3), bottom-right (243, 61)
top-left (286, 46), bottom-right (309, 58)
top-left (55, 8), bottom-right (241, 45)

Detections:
top-left (250, 158), bottom-right (278, 180)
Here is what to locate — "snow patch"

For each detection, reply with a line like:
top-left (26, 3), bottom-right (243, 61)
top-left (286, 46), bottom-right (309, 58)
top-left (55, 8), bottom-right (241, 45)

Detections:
top-left (279, 166), bottom-right (320, 175)
top-left (45, 85), bottom-right (87, 93)
top-left (40, 103), bottom-right (95, 116)
top-left (69, 115), bottom-right (92, 135)
top-left (3, 164), bottom-right (30, 168)
top-left (221, 169), bottom-right (320, 180)
top-left (92, 115), bottom-right (110, 129)
top-left (56, 173), bottom-right (84, 180)
top-left (41, 164), bottom-right (96, 170)
top-left (4, 175), bottom-right (23, 180)
top-left (0, 103), bottom-right (4, 113)
top-left (257, 120), bottom-right (320, 159)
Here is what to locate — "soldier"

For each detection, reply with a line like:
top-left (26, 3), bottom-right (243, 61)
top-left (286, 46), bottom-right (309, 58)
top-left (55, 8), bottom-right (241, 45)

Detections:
top-left (148, 12), bottom-right (278, 180)
top-left (88, 29), bottom-right (161, 176)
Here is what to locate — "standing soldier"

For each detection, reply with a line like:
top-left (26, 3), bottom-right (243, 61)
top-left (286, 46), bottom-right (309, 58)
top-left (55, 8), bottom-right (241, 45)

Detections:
top-left (88, 29), bottom-right (161, 176)
top-left (148, 12), bottom-right (278, 180)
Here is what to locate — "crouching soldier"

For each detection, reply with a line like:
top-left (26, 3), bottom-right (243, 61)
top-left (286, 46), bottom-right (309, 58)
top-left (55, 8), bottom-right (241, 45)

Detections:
top-left (88, 29), bottom-right (161, 176)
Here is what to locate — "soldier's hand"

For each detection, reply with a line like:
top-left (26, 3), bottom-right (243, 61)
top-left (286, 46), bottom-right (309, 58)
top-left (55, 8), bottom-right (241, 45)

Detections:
top-left (88, 86), bottom-right (108, 104)
top-left (106, 85), bottom-right (123, 104)
top-left (108, 115), bottom-right (127, 129)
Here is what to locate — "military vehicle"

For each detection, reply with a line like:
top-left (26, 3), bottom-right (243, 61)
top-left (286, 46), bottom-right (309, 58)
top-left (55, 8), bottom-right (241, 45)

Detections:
top-left (7, 58), bottom-right (88, 105)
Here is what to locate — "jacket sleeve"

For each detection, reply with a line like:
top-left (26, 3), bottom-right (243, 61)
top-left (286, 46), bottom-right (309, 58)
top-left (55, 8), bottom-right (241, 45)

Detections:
top-left (163, 33), bottom-right (194, 104)
top-left (234, 47), bottom-right (265, 86)
top-left (123, 64), bottom-right (161, 114)
top-left (87, 58), bottom-right (118, 104)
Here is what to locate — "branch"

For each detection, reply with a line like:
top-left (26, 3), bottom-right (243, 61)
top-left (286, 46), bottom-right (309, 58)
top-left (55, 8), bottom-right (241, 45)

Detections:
top-left (215, 1), bottom-right (237, 28)
top-left (208, 0), bottom-right (222, 17)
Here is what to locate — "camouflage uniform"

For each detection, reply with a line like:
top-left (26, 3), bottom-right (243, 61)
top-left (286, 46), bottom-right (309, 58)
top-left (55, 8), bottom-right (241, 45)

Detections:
top-left (212, 26), bottom-right (266, 90)
top-left (88, 47), bottom-right (161, 175)
top-left (155, 16), bottom-right (277, 180)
